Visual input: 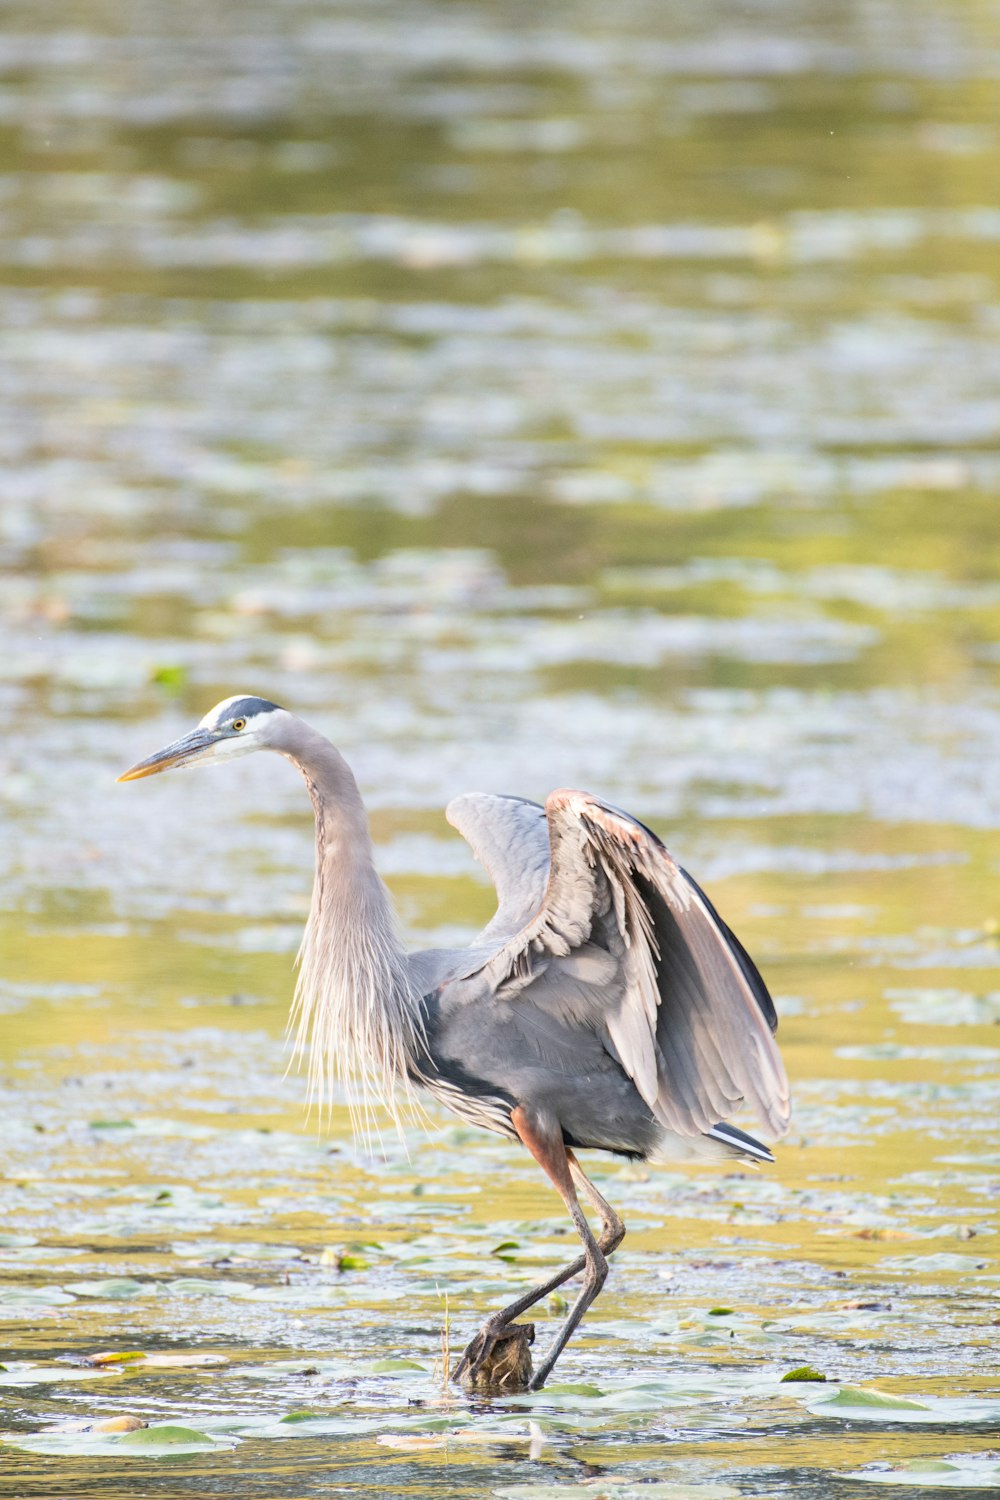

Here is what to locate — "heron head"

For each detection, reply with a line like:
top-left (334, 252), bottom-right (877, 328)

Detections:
top-left (118, 695), bottom-right (285, 781)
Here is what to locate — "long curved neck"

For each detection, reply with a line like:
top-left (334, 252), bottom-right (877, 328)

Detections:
top-left (293, 729), bottom-right (379, 887)
top-left (281, 721), bottom-right (424, 1133)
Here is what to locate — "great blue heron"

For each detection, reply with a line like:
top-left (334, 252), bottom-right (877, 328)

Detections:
top-left (120, 695), bottom-right (790, 1390)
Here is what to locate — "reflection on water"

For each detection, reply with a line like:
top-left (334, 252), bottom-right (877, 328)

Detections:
top-left (2, 1), bottom-right (999, 1495)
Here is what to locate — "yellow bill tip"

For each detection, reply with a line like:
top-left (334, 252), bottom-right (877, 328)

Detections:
top-left (117, 764), bottom-right (157, 782)
top-left (117, 754), bottom-right (180, 782)
top-left (117, 727), bottom-right (220, 783)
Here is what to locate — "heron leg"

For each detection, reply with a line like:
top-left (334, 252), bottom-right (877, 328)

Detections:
top-left (567, 1149), bottom-right (626, 1258)
top-left (451, 1109), bottom-right (624, 1390)
top-left (526, 1148), bottom-right (625, 1391)
top-left (450, 1251), bottom-right (591, 1386)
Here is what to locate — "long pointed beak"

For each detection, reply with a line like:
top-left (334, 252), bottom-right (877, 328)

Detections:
top-left (118, 727), bottom-right (221, 782)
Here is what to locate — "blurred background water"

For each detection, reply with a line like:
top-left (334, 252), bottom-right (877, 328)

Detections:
top-left (2, 1), bottom-right (1000, 1496)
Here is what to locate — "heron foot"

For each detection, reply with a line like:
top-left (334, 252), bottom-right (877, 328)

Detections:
top-left (452, 1319), bottom-right (535, 1393)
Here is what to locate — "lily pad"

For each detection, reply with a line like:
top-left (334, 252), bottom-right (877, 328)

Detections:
top-left (238, 1358), bottom-right (350, 1382)
top-left (141, 1351), bottom-right (229, 1369)
top-left (62, 1278), bottom-right (154, 1300)
top-left (847, 1457), bottom-right (1000, 1487)
top-left (2, 1422), bottom-right (238, 1457)
top-left (880, 1254), bottom-right (991, 1275)
top-left (494, 1483), bottom-right (738, 1499)
top-left (539, 1383), bottom-right (605, 1398)
top-left (84, 1349), bottom-right (228, 1370)
top-left (492, 1240), bottom-right (521, 1257)
top-left (506, 1378), bottom-right (732, 1418)
top-left (204, 1411), bottom-right (378, 1440)
top-left (817, 1388), bottom-right (929, 1411)
top-left (0, 1285), bottom-right (77, 1309)
top-left (164, 1277), bottom-right (257, 1297)
top-left (0, 1362), bottom-right (114, 1387)
top-left (808, 1388), bottom-right (1000, 1424)
top-left (887, 988), bottom-right (1000, 1026)
top-left (126, 1423), bottom-right (237, 1453)
top-left (331, 1252), bottom-right (369, 1271)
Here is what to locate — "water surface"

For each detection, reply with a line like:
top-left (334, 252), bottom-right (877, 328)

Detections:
top-left (2, 2), bottom-right (1000, 1496)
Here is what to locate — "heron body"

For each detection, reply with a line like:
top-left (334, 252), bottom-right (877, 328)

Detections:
top-left (120, 696), bottom-right (791, 1389)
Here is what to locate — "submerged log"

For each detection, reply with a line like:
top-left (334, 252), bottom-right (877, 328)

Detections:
top-left (458, 1321), bottom-right (535, 1394)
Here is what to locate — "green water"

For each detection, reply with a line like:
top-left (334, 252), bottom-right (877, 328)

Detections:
top-left (2, 1), bottom-right (1000, 1495)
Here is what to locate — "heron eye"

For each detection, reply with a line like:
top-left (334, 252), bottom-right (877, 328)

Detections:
top-left (232, 718), bottom-right (247, 732)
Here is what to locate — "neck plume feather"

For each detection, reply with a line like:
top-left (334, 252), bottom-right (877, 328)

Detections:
top-left (283, 726), bottom-right (426, 1141)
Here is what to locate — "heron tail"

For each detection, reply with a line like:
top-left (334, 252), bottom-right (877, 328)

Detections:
top-left (651, 1120), bottom-right (775, 1165)
top-left (703, 1120), bottom-right (774, 1163)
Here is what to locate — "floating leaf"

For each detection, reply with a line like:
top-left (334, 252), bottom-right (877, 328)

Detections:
top-left (494, 1482), bottom-right (738, 1499)
top-left (209, 1411), bottom-right (377, 1440)
top-left (165, 1277), bottom-right (257, 1297)
top-left (0, 1362), bottom-right (113, 1387)
top-left (808, 1389), bottom-right (1000, 1424)
top-left (847, 1457), bottom-right (1000, 1488)
top-left (816, 1388), bottom-right (929, 1411)
top-left (533, 1382), bottom-right (604, 1398)
top-left (0, 1286), bottom-right (77, 1309)
top-left (880, 1253), bottom-right (990, 1274)
top-left (62, 1279), bottom-right (153, 1300)
top-left (2, 1422), bottom-right (237, 1457)
top-left (141, 1352), bottom-right (228, 1369)
top-left (335, 1253), bottom-right (369, 1272)
top-left (120, 1424), bottom-right (233, 1451)
top-left (238, 1358), bottom-right (346, 1382)
top-left (83, 1349), bottom-right (227, 1370)
top-left (233, 1242), bottom-right (308, 1262)
top-left (151, 664), bottom-right (188, 693)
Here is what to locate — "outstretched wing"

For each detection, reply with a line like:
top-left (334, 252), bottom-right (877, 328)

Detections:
top-left (677, 866), bottom-right (779, 1036)
top-left (446, 792), bottom-right (550, 947)
top-left (467, 789), bottom-right (790, 1142)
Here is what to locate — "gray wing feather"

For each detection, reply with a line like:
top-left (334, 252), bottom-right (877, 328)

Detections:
top-left (475, 789), bottom-right (791, 1142)
top-left (446, 792), bottom-right (550, 947)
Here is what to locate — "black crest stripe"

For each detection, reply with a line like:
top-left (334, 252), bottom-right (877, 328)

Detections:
top-left (227, 697), bottom-right (282, 719)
